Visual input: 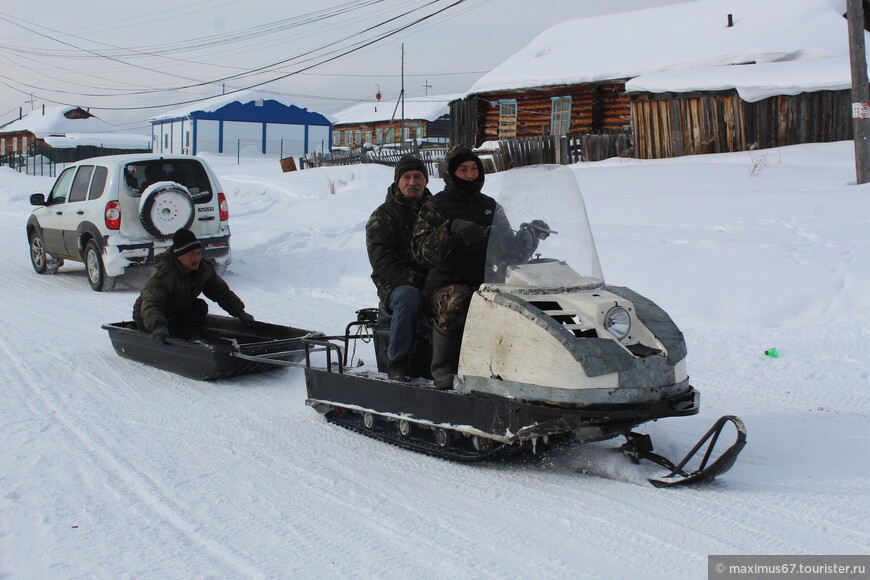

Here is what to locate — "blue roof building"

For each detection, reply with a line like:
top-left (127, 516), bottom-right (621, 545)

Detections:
top-left (149, 91), bottom-right (332, 158)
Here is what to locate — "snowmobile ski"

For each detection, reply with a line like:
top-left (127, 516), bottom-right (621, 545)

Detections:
top-left (619, 415), bottom-right (747, 487)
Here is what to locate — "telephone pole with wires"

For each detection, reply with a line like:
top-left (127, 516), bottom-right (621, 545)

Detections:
top-left (401, 43), bottom-right (406, 144)
top-left (847, 0), bottom-right (870, 184)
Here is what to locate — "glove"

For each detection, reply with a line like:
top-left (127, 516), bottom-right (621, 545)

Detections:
top-left (151, 326), bottom-right (170, 344)
top-left (522, 219), bottom-right (551, 240)
top-left (237, 311), bottom-right (255, 326)
top-left (450, 219), bottom-right (486, 246)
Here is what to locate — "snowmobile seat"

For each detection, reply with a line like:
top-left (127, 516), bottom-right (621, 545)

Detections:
top-left (373, 302), bottom-right (433, 379)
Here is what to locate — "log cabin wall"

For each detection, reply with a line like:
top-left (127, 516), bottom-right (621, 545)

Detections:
top-left (450, 82), bottom-right (631, 148)
top-left (631, 89), bottom-right (853, 159)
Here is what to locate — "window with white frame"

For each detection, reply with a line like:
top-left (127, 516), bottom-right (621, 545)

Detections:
top-left (550, 96), bottom-right (572, 136)
top-left (499, 99), bottom-right (518, 138)
top-left (375, 128), bottom-right (383, 144)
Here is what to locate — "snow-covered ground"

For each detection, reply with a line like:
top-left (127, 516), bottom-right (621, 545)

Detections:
top-left (2, 142), bottom-right (869, 578)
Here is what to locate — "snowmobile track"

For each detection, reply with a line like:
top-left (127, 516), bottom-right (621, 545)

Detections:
top-left (323, 409), bottom-right (530, 463)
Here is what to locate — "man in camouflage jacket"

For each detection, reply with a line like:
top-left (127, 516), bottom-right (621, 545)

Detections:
top-left (365, 156), bottom-right (433, 380)
top-left (133, 228), bottom-right (253, 342)
top-left (411, 146), bottom-right (493, 389)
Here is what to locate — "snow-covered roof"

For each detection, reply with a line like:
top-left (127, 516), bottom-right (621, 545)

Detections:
top-left (0, 106), bottom-right (117, 136)
top-left (626, 56), bottom-right (860, 102)
top-left (467, 0), bottom-right (864, 96)
top-left (148, 90), bottom-right (312, 121)
top-left (330, 94), bottom-right (460, 126)
top-left (42, 133), bottom-right (151, 149)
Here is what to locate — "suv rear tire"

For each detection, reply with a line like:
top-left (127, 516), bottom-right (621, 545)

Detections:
top-left (139, 183), bottom-right (195, 238)
top-left (85, 240), bottom-right (116, 292)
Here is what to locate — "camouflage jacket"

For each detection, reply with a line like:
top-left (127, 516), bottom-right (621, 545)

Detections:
top-left (413, 140), bottom-right (509, 291)
top-left (133, 249), bottom-right (244, 332)
top-left (365, 184), bottom-right (432, 305)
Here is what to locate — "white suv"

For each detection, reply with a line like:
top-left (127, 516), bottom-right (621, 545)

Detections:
top-left (26, 154), bottom-right (231, 291)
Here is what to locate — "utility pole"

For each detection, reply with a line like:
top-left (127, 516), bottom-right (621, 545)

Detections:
top-left (847, 0), bottom-right (870, 184)
top-left (400, 43), bottom-right (406, 145)
top-left (423, 80), bottom-right (432, 96)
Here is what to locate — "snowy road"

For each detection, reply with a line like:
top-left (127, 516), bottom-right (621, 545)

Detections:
top-left (2, 145), bottom-right (869, 578)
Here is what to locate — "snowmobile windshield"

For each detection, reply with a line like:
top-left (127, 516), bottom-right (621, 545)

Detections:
top-left (483, 164), bottom-right (604, 292)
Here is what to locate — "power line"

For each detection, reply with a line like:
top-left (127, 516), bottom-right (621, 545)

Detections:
top-left (1, 0), bottom-right (474, 111)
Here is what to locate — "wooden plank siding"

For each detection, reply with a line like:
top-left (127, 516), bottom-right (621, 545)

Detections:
top-left (631, 89), bottom-right (854, 159)
top-left (450, 83), bottom-right (631, 148)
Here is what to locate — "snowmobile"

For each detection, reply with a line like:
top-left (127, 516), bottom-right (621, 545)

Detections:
top-left (302, 165), bottom-right (746, 487)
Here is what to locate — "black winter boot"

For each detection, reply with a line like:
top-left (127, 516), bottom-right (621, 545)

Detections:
top-left (431, 329), bottom-right (462, 390)
top-left (387, 357), bottom-right (410, 381)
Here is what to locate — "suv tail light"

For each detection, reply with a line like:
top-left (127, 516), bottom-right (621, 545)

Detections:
top-left (218, 192), bottom-right (229, 221)
top-left (105, 200), bottom-right (121, 230)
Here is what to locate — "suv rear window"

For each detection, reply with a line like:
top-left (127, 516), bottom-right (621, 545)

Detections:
top-left (88, 166), bottom-right (108, 200)
top-left (123, 159), bottom-right (214, 204)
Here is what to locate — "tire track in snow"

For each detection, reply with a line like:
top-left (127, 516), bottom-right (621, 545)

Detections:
top-left (0, 331), bottom-right (286, 578)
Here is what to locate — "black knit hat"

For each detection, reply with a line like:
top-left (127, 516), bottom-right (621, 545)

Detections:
top-left (393, 155), bottom-right (428, 187)
top-left (172, 228), bottom-right (202, 256)
top-left (447, 147), bottom-right (481, 177)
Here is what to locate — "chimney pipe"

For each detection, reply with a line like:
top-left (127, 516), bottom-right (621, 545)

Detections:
top-left (727, 13), bottom-right (733, 27)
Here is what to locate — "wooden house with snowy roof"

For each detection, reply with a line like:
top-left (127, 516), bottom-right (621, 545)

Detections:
top-left (330, 94), bottom-right (457, 148)
top-left (0, 106), bottom-right (150, 163)
top-left (451, 0), bottom-right (870, 159)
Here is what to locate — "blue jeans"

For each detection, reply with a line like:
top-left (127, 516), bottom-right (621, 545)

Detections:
top-left (387, 285), bottom-right (423, 361)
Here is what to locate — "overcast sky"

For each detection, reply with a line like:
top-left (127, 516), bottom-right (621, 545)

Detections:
top-left (0, 0), bottom-right (694, 133)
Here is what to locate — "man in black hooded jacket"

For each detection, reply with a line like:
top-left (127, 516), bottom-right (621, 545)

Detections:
top-left (365, 156), bottom-right (433, 380)
top-left (411, 147), bottom-right (494, 389)
top-left (413, 147), bottom-right (548, 389)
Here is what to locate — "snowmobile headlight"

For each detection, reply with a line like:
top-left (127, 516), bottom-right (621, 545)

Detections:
top-left (604, 306), bottom-right (631, 340)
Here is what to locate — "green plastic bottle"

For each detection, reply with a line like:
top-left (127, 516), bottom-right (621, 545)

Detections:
top-left (764, 347), bottom-right (779, 358)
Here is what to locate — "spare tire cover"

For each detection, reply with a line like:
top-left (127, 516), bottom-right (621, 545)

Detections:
top-left (139, 181), bottom-right (195, 238)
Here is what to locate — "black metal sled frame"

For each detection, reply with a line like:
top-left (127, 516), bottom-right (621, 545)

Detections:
top-left (620, 415), bottom-right (747, 487)
top-left (103, 315), bottom-right (314, 380)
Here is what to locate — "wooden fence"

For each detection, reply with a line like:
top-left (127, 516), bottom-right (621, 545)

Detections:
top-left (301, 144), bottom-right (448, 177)
top-left (300, 132), bottom-right (631, 175)
top-left (486, 132), bottom-right (631, 171)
